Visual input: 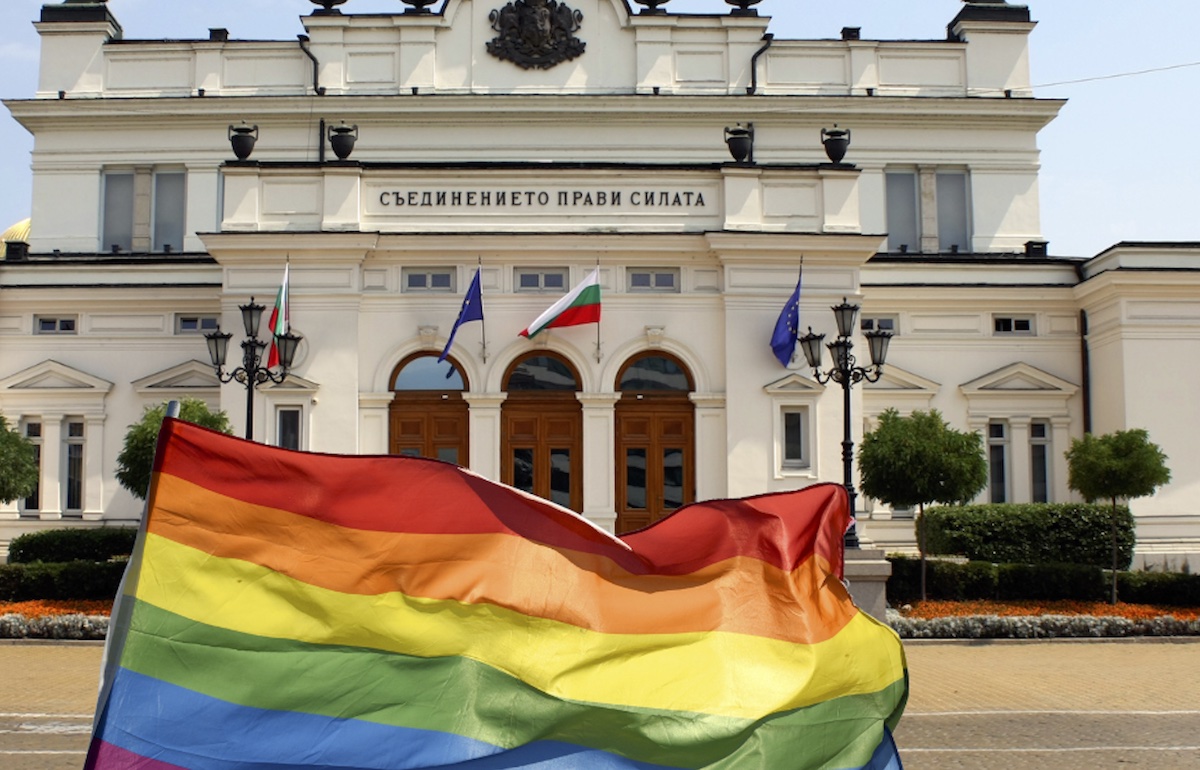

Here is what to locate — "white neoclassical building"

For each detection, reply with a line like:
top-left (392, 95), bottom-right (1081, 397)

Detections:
top-left (2, 0), bottom-right (1197, 568)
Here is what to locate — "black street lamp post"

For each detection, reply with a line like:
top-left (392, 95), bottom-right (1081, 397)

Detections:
top-left (798, 298), bottom-right (892, 548)
top-left (204, 298), bottom-right (303, 440)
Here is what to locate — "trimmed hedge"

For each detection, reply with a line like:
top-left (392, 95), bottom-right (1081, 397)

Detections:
top-left (921, 503), bottom-right (1135, 569)
top-left (0, 560), bottom-right (127, 602)
top-left (886, 556), bottom-right (1198, 606)
top-left (1119, 571), bottom-right (1200, 607)
top-left (8, 526), bottom-right (137, 564)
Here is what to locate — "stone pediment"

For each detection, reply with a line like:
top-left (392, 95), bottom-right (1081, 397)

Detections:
top-left (864, 365), bottom-right (940, 415)
top-left (865, 365), bottom-right (940, 393)
top-left (132, 360), bottom-right (220, 393)
top-left (764, 373), bottom-right (823, 395)
top-left (960, 362), bottom-right (1078, 396)
top-left (263, 374), bottom-right (320, 393)
top-left (0, 360), bottom-right (113, 393)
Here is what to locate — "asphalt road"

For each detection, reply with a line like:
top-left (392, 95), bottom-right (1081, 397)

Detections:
top-left (2, 638), bottom-right (1198, 769)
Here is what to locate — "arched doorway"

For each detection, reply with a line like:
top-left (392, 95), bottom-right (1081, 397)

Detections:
top-left (614, 352), bottom-right (695, 534)
top-left (501, 353), bottom-right (583, 511)
top-left (389, 353), bottom-right (469, 466)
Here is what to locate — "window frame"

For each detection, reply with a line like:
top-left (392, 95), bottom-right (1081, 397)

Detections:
top-left (175, 314), bottom-right (220, 334)
top-left (152, 170), bottom-right (187, 254)
top-left (101, 170), bottom-right (136, 254)
top-left (20, 420), bottom-right (42, 513)
top-left (64, 419), bottom-right (85, 513)
top-left (860, 314), bottom-right (899, 335)
top-left (935, 169), bottom-right (972, 254)
top-left (515, 267), bottom-right (569, 293)
top-left (1030, 419), bottom-right (1051, 503)
top-left (401, 267), bottom-right (457, 294)
top-left (993, 315), bottom-right (1035, 336)
top-left (884, 170), bottom-right (920, 254)
top-left (34, 316), bottom-right (78, 335)
top-left (987, 420), bottom-right (1009, 503)
top-left (275, 406), bottom-right (303, 452)
top-left (780, 406), bottom-right (810, 471)
top-left (626, 268), bottom-right (681, 294)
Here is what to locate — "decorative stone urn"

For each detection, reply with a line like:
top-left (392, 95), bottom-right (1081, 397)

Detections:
top-left (634, 0), bottom-right (671, 13)
top-left (329, 123), bottom-right (358, 160)
top-left (725, 0), bottom-right (762, 16)
top-left (228, 123), bottom-right (258, 160)
top-left (724, 124), bottom-right (754, 164)
top-left (821, 125), bottom-right (851, 164)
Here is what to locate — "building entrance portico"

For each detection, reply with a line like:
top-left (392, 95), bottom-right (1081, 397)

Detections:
top-left (388, 353), bottom-right (470, 467)
top-left (501, 353), bottom-right (583, 512)
top-left (614, 352), bottom-right (695, 534)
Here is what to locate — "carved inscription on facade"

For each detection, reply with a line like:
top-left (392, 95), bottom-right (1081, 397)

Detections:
top-left (375, 188), bottom-right (708, 210)
top-left (487, 0), bottom-right (585, 70)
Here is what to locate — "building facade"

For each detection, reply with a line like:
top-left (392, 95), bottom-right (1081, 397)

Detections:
top-left (2, 0), bottom-right (1198, 567)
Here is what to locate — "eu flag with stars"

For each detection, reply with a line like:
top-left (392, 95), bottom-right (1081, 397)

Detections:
top-left (770, 273), bottom-right (802, 367)
top-left (439, 268), bottom-right (484, 365)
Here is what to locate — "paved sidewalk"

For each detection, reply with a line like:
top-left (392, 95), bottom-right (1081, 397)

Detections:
top-left (900, 638), bottom-right (1200, 768)
top-left (2, 638), bottom-right (1198, 769)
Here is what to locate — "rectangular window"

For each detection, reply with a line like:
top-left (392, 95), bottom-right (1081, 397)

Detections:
top-left (994, 316), bottom-right (1034, 335)
top-left (102, 172), bottom-right (135, 253)
top-left (65, 420), bottom-right (84, 512)
top-left (885, 172), bottom-right (919, 253)
top-left (861, 315), bottom-right (898, 335)
top-left (627, 268), bottom-right (680, 293)
top-left (176, 315), bottom-right (220, 334)
top-left (782, 408), bottom-right (808, 469)
top-left (625, 448), bottom-right (647, 510)
top-left (1031, 420), bottom-right (1050, 503)
top-left (936, 171), bottom-right (971, 253)
top-left (277, 407), bottom-right (302, 451)
top-left (549, 448), bottom-right (571, 508)
top-left (516, 268), bottom-right (568, 293)
top-left (23, 421), bottom-right (41, 512)
top-left (35, 316), bottom-right (78, 335)
top-left (988, 421), bottom-right (1008, 503)
top-left (153, 172), bottom-right (186, 253)
top-left (402, 268), bottom-right (456, 293)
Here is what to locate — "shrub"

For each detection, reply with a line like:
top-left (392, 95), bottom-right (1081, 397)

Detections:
top-left (8, 527), bottom-right (137, 564)
top-left (887, 556), bottom-right (996, 604)
top-left (922, 503), bottom-right (1134, 568)
top-left (995, 563), bottom-right (1106, 602)
top-left (0, 560), bottom-right (127, 602)
top-left (1119, 571), bottom-right (1200, 607)
top-left (886, 556), bottom-right (1200, 607)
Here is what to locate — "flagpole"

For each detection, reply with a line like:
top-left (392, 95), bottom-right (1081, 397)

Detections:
top-left (478, 259), bottom-right (488, 363)
top-left (594, 261), bottom-right (602, 363)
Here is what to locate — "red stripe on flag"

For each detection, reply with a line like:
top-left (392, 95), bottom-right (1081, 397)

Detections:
top-left (542, 303), bottom-right (601, 330)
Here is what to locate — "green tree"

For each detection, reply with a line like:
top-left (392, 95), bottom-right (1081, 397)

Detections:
top-left (116, 399), bottom-right (232, 500)
top-left (1065, 429), bottom-right (1170, 604)
top-left (0, 415), bottom-right (39, 504)
top-left (859, 409), bottom-right (988, 600)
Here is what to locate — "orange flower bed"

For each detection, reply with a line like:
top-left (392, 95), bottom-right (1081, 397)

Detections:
top-left (903, 599), bottom-right (1200, 622)
top-left (3, 598), bottom-right (1198, 622)
top-left (0, 599), bottom-right (113, 617)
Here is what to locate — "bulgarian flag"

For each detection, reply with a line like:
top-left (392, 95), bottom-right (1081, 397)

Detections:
top-left (265, 263), bottom-right (289, 368)
top-left (519, 268), bottom-right (601, 338)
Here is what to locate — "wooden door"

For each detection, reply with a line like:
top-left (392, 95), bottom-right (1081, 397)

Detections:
top-left (501, 398), bottom-right (583, 512)
top-left (615, 401), bottom-right (694, 534)
top-left (389, 394), bottom-right (469, 466)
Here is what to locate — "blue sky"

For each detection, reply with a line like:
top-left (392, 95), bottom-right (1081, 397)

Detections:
top-left (1, 0), bottom-right (1197, 258)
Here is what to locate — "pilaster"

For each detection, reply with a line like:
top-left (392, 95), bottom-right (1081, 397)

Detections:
top-left (578, 392), bottom-right (622, 532)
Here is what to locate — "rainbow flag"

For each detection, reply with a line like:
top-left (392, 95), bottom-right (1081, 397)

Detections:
top-left (86, 419), bottom-right (907, 769)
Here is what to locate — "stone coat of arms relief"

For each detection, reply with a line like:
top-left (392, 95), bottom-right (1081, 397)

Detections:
top-left (487, 0), bottom-right (586, 70)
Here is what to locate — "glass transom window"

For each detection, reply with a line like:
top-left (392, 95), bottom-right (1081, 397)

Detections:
top-left (403, 268), bottom-right (455, 293)
top-left (516, 268), bottom-right (568, 293)
top-left (627, 269), bottom-right (680, 293)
